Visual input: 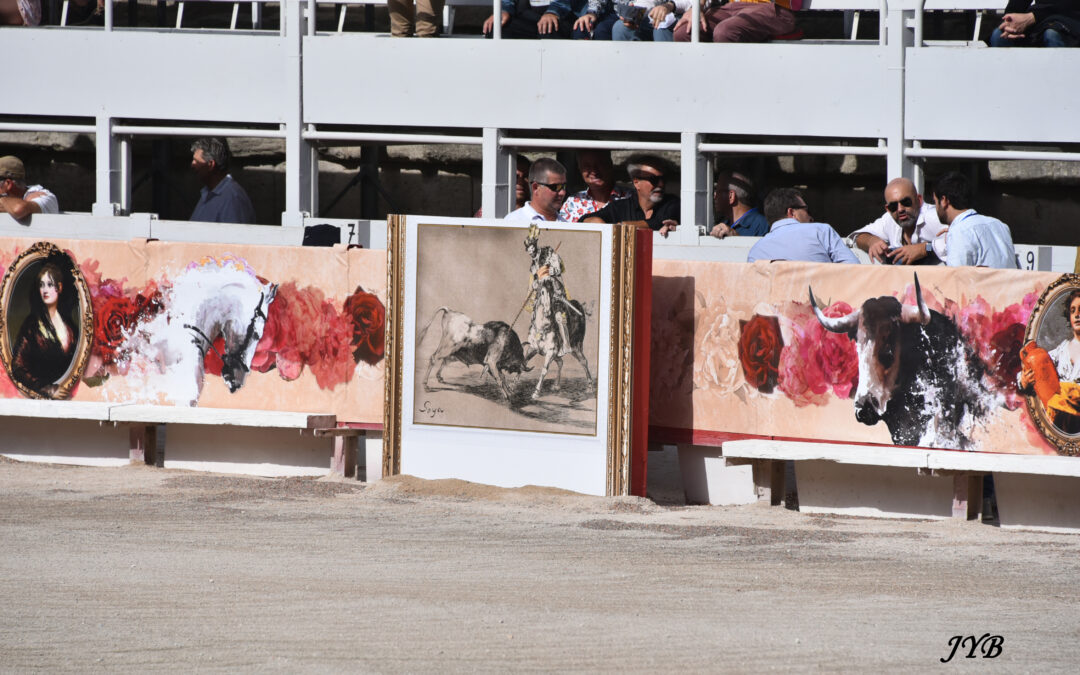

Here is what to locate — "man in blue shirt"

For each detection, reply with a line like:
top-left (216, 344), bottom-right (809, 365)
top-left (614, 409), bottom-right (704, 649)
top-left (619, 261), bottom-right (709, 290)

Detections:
top-left (933, 172), bottom-right (1019, 269)
top-left (747, 188), bottom-right (859, 264)
top-left (710, 171), bottom-right (770, 239)
top-left (189, 138), bottom-right (256, 225)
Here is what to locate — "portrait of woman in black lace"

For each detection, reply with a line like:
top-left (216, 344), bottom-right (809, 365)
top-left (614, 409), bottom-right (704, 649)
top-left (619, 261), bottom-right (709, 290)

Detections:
top-left (10, 261), bottom-right (80, 398)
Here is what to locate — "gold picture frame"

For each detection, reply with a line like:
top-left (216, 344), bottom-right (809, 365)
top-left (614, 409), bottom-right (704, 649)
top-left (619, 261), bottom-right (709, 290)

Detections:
top-left (1023, 273), bottom-right (1080, 456)
top-left (0, 241), bottom-right (95, 400)
top-left (382, 216), bottom-right (647, 496)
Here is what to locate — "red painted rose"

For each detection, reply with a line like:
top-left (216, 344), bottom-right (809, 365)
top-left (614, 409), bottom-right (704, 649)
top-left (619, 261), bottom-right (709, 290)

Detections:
top-left (739, 314), bottom-right (784, 393)
top-left (343, 287), bottom-right (385, 365)
top-left (94, 295), bottom-right (137, 365)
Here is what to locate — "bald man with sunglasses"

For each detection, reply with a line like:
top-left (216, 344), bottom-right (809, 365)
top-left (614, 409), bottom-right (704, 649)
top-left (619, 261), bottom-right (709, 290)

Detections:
top-left (847, 177), bottom-right (947, 265)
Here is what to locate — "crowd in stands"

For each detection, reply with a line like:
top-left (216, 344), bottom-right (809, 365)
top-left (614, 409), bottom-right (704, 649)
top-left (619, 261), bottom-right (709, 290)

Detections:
top-left (0, 137), bottom-right (255, 225)
top-left (507, 149), bottom-right (1019, 269)
top-left (3, 0), bottom-right (1078, 47)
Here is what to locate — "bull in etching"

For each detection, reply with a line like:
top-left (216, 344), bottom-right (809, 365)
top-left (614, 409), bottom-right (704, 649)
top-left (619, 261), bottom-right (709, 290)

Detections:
top-left (418, 307), bottom-right (530, 403)
top-left (809, 274), bottom-right (991, 450)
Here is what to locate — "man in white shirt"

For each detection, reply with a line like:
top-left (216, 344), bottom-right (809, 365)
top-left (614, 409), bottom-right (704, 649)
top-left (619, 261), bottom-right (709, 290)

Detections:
top-left (848, 177), bottom-right (946, 265)
top-left (0, 155), bottom-right (59, 219)
top-left (505, 157), bottom-right (568, 223)
top-left (933, 171), bottom-right (1019, 269)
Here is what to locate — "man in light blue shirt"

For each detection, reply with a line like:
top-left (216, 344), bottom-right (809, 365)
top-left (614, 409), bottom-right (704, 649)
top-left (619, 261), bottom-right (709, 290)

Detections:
top-left (932, 172), bottom-right (1019, 269)
top-left (747, 188), bottom-right (859, 264)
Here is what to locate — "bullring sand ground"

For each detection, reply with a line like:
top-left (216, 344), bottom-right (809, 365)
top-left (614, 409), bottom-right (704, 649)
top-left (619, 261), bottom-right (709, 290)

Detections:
top-left (1, 451), bottom-right (1078, 672)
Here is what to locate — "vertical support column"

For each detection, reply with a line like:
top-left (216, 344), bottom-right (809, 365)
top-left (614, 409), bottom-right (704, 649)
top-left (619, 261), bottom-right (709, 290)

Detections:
top-left (92, 115), bottom-right (120, 217)
top-left (677, 131), bottom-right (707, 245)
top-left (129, 425), bottom-right (156, 465)
top-left (118, 136), bottom-right (132, 215)
top-left (283, 0), bottom-right (314, 228)
top-left (952, 473), bottom-right (983, 520)
top-left (481, 128), bottom-right (511, 218)
top-left (885, 3), bottom-right (915, 180)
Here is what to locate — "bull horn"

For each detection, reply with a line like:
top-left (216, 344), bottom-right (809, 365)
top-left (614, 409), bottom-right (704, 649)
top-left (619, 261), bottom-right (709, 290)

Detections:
top-left (900, 273), bottom-right (931, 326)
top-left (809, 286), bottom-right (860, 334)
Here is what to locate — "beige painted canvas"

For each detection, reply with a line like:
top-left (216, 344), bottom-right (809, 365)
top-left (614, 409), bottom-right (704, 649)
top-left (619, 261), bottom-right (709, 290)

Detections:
top-left (650, 259), bottom-right (1061, 455)
top-left (412, 223), bottom-right (602, 435)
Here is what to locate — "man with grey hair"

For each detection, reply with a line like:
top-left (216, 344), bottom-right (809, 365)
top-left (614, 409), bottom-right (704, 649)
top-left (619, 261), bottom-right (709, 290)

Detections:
top-left (582, 154), bottom-right (679, 237)
top-left (189, 138), bottom-right (256, 225)
top-left (506, 157), bottom-right (569, 223)
top-left (0, 155), bottom-right (59, 219)
top-left (710, 171), bottom-right (768, 239)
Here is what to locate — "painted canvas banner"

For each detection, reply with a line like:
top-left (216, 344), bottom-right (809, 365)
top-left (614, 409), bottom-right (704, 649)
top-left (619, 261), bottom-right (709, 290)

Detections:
top-left (650, 260), bottom-right (1070, 456)
top-left (0, 237), bottom-right (386, 424)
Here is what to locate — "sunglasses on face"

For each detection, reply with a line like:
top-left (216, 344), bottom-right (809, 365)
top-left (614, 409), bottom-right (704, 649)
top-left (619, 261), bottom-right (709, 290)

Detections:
top-left (788, 203), bottom-right (808, 212)
top-left (886, 196), bottom-right (914, 212)
top-left (534, 181), bottom-right (566, 193)
top-left (632, 173), bottom-right (665, 186)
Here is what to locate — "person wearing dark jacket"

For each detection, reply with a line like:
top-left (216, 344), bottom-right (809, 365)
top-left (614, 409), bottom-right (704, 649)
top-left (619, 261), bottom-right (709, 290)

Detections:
top-left (581, 155), bottom-right (680, 237)
top-left (991, 0), bottom-right (1080, 46)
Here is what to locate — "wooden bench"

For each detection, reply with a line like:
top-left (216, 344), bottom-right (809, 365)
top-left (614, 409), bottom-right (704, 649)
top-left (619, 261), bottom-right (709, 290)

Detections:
top-left (0, 399), bottom-right (375, 479)
top-left (718, 439), bottom-right (1080, 532)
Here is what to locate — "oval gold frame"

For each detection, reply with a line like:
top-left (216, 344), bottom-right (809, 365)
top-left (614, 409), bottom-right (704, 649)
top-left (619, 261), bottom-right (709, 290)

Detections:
top-left (1023, 273), bottom-right (1080, 456)
top-left (0, 242), bottom-right (95, 400)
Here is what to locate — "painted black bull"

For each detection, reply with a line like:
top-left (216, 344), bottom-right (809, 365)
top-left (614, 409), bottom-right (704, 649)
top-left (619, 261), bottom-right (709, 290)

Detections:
top-left (809, 274), bottom-right (991, 450)
top-left (419, 307), bottom-right (530, 403)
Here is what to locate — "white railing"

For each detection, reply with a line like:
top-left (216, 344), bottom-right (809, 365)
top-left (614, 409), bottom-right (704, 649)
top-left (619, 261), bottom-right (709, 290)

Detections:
top-left (0, 0), bottom-right (1071, 238)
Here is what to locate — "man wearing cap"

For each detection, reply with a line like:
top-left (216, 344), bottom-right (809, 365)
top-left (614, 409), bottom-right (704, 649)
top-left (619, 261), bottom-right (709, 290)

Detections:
top-left (710, 171), bottom-right (769, 239)
top-left (0, 156), bottom-right (59, 220)
top-left (847, 177), bottom-right (947, 265)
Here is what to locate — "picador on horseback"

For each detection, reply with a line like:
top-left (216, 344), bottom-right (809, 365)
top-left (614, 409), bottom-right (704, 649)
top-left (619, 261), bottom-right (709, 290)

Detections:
top-left (519, 224), bottom-right (593, 400)
top-left (524, 223), bottom-right (576, 357)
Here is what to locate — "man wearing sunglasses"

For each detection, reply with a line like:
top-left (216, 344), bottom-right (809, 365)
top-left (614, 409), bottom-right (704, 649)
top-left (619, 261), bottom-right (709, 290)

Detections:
top-left (747, 188), bottom-right (858, 264)
top-left (581, 155), bottom-right (680, 238)
top-left (506, 158), bottom-right (569, 223)
top-left (848, 177), bottom-right (946, 265)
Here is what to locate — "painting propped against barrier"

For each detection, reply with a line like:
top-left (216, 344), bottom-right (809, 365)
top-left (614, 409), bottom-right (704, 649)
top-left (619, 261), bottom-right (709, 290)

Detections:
top-left (386, 216), bottom-right (649, 497)
top-left (412, 222), bottom-right (601, 435)
top-left (650, 260), bottom-right (1069, 457)
top-left (0, 237), bottom-right (387, 424)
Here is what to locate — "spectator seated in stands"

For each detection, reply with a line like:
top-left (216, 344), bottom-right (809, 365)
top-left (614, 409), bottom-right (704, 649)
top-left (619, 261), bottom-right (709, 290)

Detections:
top-left (559, 150), bottom-right (632, 222)
top-left (0, 155), bottom-right (59, 220)
top-left (747, 188), bottom-right (858, 263)
top-left (848, 177), bottom-right (946, 265)
top-left (612, 0), bottom-right (687, 41)
top-left (506, 157), bottom-right (569, 222)
top-left (709, 171), bottom-right (768, 239)
top-left (0, 0), bottom-right (38, 25)
top-left (991, 0), bottom-right (1080, 47)
top-left (932, 172), bottom-right (1019, 269)
top-left (389, 0), bottom-right (444, 37)
top-left (581, 155), bottom-right (679, 237)
top-left (674, 0), bottom-right (797, 43)
top-left (476, 155), bottom-right (531, 218)
top-left (484, 0), bottom-right (575, 39)
top-left (572, 0), bottom-right (620, 40)
top-left (189, 138), bottom-right (256, 225)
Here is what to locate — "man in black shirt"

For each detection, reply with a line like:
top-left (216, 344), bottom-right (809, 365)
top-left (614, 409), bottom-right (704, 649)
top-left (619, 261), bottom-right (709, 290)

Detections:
top-left (582, 155), bottom-right (680, 237)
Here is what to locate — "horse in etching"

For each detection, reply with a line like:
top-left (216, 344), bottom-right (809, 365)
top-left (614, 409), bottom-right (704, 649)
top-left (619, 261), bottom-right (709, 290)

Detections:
top-left (124, 260), bottom-right (277, 406)
top-left (522, 280), bottom-right (592, 400)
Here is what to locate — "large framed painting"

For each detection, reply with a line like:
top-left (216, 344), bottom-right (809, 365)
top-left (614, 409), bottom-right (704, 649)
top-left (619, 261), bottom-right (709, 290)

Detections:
top-left (0, 241), bottom-right (94, 400)
top-left (383, 216), bottom-right (652, 496)
top-left (1022, 273), bottom-right (1080, 455)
